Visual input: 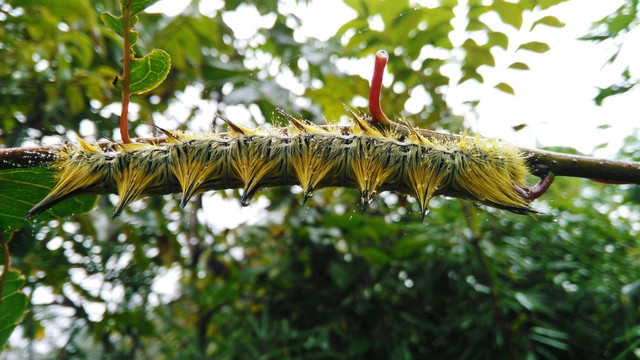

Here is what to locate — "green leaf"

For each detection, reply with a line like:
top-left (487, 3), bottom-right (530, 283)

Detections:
top-left (0, 270), bottom-right (28, 350)
top-left (531, 326), bottom-right (569, 340)
top-left (118, 49), bottom-right (171, 94)
top-left (360, 248), bottom-right (390, 266)
top-left (607, 13), bottom-right (635, 35)
top-left (495, 82), bottom-right (515, 95)
top-left (517, 41), bottom-right (551, 53)
top-left (515, 292), bottom-right (536, 311)
top-left (11, 0), bottom-right (97, 26)
top-left (532, 16), bottom-right (566, 30)
top-left (488, 31), bottom-right (509, 49)
top-left (463, 39), bottom-right (495, 68)
top-left (508, 62), bottom-right (530, 70)
top-left (130, 0), bottom-right (161, 17)
top-left (100, 12), bottom-right (140, 46)
top-left (594, 83), bottom-right (636, 106)
top-left (494, 0), bottom-right (523, 29)
top-left (0, 168), bottom-right (98, 232)
top-left (538, 0), bottom-right (570, 10)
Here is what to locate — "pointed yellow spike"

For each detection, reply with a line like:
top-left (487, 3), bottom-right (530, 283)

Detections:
top-left (229, 137), bottom-right (278, 206)
top-left (401, 120), bottom-right (433, 146)
top-left (77, 138), bottom-right (99, 152)
top-left (277, 108), bottom-right (320, 134)
top-left (346, 106), bottom-right (389, 138)
top-left (113, 168), bottom-right (153, 218)
top-left (112, 154), bottom-right (162, 218)
top-left (301, 186), bottom-right (314, 205)
top-left (155, 126), bottom-right (185, 143)
top-left (113, 142), bottom-right (148, 153)
top-left (217, 114), bottom-right (251, 135)
top-left (404, 148), bottom-right (450, 221)
top-left (289, 136), bottom-right (337, 205)
top-left (25, 148), bottom-right (103, 219)
top-left (350, 141), bottom-right (394, 211)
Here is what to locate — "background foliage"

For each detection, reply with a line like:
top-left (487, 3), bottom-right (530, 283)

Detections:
top-left (1, 0), bottom-right (640, 359)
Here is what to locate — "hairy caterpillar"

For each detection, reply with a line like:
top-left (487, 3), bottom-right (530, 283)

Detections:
top-left (26, 51), bottom-right (553, 221)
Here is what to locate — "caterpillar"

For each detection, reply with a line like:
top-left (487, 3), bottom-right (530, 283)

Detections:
top-left (25, 51), bottom-right (553, 221)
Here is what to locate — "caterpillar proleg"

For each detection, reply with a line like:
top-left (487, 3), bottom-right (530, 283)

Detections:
top-left (26, 50), bottom-right (553, 220)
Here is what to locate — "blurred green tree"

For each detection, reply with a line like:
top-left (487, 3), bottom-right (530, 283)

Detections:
top-left (1, 0), bottom-right (639, 359)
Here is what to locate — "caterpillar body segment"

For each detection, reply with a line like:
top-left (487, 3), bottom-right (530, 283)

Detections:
top-left (26, 114), bottom-right (545, 220)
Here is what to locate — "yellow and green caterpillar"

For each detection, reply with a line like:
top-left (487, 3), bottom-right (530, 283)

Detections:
top-left (26, 109), bottom-right (550, 221)
top-left (26, 51), bottom-right (553, 220)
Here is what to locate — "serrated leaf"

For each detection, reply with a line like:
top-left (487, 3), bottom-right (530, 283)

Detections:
top-left (517, 41), bottom-right (551, 53)
top-left (117, 49), bottom-right (171, 94)
top-left (0, 168), bottom-right (98, 232)
top-left (495, 82), bottom-right (515, 95)
top-left (100, 12), bottom-right (139, 46)
top-left (0, 270), bottom-right (28, 350)
top-left (508, 62), bottom-right (530, 70)
top-left (532, 15), bottom-right (565, 30)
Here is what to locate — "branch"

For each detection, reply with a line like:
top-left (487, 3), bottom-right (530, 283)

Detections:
top-left (1, 131), bottom-right (638, 184)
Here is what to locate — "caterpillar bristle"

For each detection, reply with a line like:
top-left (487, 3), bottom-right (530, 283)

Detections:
top-left (217, 114), bottom-right (250, 135)
top-left (78, 138), bottom-right (99, 152)
top-left (277, 107), bottom-right (320, 134)
top-left (401, 119), bottom-right (431, 146)
top-left (25, 144), bottom-right (104, 219)
top-left (154, 126), bottom-right (185, 143)
top-left (28, 109), bottom-right (545, 220)
top-left (405, 146), bottom-right (451, 222)
top-left (345, 106), bottom-right (386, 138)
top-left (301, 187), bottom-right (314, 205)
